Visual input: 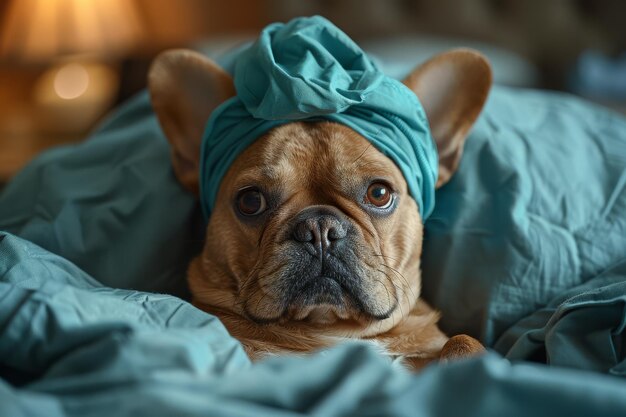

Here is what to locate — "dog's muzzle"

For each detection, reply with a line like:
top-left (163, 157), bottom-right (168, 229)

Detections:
top-left (279, 205), bottom-right (392, 322)
top-left (243, 205), bottom-right (398, 324)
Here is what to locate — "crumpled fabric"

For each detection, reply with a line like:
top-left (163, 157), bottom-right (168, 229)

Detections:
top-left (2, 232), bottom-right (626, 417)
top-left (495, 262), bottom-right (626, 376)
top-left (234, 17), bottom-right (384, 119)
top-left (420, 87), bottom-right (626, 376)
top-left (200, 16), bottom-right (438, 219)
top-left (0, 91), bottom-right (202, 298)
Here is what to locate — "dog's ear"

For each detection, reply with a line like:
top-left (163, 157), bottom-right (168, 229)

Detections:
top-left (149, 49), bottom-right (235, 194)
top-left (403, 49), bottom-right (492, 188)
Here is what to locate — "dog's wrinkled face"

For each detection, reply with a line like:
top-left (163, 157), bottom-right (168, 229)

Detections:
top-left (148, 47), bottom-right (492, 342)
top-left (203, 121), bottom-right (422, 328)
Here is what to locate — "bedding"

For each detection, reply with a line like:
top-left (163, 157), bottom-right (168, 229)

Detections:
top-left (1, 59), bottom-right (626, 414)
top-left (0, 92), bottom-right (201, 298)
top-left (421, 86), bottom-right (626, 375)
top-left (1, 233), bottom-right (626, 417)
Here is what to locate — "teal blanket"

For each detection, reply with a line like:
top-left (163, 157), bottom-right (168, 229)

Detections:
top-left (421, 86), bottom-right (626, 376)
top-left (1, 83), bottom-right (626, 414)
top-left (1, 233), bottom-right (625, 416)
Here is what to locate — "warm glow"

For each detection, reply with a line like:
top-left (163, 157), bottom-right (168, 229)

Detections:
top-left (53, 63), bottom-right (90, 99)
top-left (0, 0), bottom-right (142, 61)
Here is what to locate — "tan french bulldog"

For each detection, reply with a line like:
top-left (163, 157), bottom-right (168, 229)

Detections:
top-left (149, 47), bottom-right (491, 370)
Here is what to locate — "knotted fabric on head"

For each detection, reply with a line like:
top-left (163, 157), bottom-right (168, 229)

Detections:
top-left (200, 16), bottom-right (438, 219)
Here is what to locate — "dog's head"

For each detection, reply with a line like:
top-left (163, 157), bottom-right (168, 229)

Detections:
top-left (149, 48), bottom-right (491, 337)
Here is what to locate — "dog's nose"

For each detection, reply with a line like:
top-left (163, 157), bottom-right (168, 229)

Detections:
top-left (292, 206), bottom-right (349, 256)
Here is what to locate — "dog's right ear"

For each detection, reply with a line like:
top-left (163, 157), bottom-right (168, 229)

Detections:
top-left (149, 49), bottom-right (235, 195)
top-left (402, 49), bottom-right (492, 188)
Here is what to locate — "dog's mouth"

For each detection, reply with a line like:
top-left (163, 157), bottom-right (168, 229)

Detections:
top-left (243, 273), bottom-right (399, 325)
top-left (287, 276), bottom-right (354, 324)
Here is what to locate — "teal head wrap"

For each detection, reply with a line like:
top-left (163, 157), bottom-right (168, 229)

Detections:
top-left (199, 16), bottom-right (438, 219)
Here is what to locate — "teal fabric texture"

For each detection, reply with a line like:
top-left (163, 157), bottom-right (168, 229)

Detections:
top-left (420, 88), bottom-right (626, 376)
top-left (2, 232), bottom-right (626, 417)
top-left (199, 16), bottom-right (438, 219)
top-left (0, 91), bottom-right (201, 298)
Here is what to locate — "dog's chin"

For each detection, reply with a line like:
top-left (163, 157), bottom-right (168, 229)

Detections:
top-left (290, 304), bottom-right (349, 325)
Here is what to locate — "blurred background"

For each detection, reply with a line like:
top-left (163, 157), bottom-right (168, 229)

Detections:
top-left (1, 0), bottom-right (625, 185)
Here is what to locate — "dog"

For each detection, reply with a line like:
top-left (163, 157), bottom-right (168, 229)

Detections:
top-left (148, 39), bottom-right (491, 370)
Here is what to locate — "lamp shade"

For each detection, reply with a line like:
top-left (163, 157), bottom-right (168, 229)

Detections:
top-left (0, 0), bottom-right (143, 62)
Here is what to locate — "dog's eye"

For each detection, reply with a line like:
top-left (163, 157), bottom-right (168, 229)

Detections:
top-left (365, 183), bottom-right (393, 208)
top-left (237, 188), bottom-right (267, 216)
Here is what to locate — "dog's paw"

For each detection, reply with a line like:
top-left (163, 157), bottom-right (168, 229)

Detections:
top-left (439, 334), bottom-right (485, 362)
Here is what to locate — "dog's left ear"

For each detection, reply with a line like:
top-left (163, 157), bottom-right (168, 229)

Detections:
top-left (149, 49), bottom-right (236, 195)
top-left (403, 49), bottom-right (492, 187)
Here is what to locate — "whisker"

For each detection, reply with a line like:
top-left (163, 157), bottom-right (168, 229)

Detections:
top-left (351, 143), bottom-right (373, 166)
top-left (370, 273), bottom-right (398, 328)
top-left (237, 263), bottom-right (264, 296)
top-left (372, 253), bottom-right (401, 263)
top-left (371, 252), bottom-right (416, 301)
top-left (377, 270), bottom-right (402, 328)
top-left (381, 263), bottom-right (417, 302)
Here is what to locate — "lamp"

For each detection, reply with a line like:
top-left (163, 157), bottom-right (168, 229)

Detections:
top-left (0, 0), bottom-right (143, 133)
